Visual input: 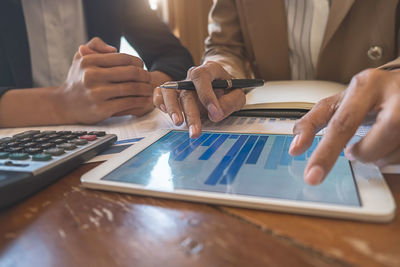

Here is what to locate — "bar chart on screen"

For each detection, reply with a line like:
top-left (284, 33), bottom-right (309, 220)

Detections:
top-left (104, 130), bottom-right (359, 206)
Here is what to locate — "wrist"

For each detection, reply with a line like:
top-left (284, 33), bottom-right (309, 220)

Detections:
top-left (150, 71), bottom-right (173, 88)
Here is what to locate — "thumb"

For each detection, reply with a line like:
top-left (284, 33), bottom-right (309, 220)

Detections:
top-left (86, 37), bottom-right (117, 53)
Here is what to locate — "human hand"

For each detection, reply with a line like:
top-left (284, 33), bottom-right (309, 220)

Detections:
top-left (289, 69), bottom-right (400, 185)
top-left (153, 61), bottom-right (246, 138)
top-left (56, 37), bottom-right (154, 124)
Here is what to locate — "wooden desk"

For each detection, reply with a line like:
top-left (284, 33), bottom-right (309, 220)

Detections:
top-left (0, 163), bottom-right (399, 267)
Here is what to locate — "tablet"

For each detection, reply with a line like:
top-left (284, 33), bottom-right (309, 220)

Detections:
top-left (81, 130), bottom-right (396, 222)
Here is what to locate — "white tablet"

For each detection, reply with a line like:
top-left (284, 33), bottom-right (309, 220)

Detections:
top-left (81, 130), bottom-right (396, 222)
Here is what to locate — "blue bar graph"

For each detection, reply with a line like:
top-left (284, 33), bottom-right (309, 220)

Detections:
top-left (270, 118), bottom-right (276, 122)
top-left (264, 136), bottom-right (285, 169)
top-left (202, 134), bottom-right (220, 146)
top-left (279, 137), bottom-right (293, 166)
top-left (220, 136), bottom-right (258, 184)
top-left (170, 137), bottom-right (192, 158)
top-left (205, 135), bottom-right (249, 185)
top-left (246, 136), bottom-right (268, 164)
top-left (199, 134), bottom-right (229, 160)
top-left (174, 134), bottom-right (210, 161)
top-left (164, 132), bottom-right (189, 151)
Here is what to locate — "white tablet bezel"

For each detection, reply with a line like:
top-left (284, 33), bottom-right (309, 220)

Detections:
top-left (81, 129), bottom-right (396, 223)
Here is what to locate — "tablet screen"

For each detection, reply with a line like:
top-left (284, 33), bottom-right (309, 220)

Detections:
top-left (103, 131), bottom-right (360, 206)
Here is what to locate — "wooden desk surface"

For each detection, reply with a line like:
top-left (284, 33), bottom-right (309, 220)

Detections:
top-left (0, 163), bottom-right (399, 267)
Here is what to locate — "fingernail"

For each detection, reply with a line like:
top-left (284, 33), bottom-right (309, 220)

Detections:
top-left (289, 135), bottom-right (300, 153)
top-left (207, 103), bottom-right (224, 121)
top-left (344, 146), bottom-right (356, 161)
top-left (305, 165), bottom-right (325, 185)
top-left (106, 44), bottom-right (117, 51)
top-left (171, 113), bottom-right (180, 125)
top-left (160, 104), bottom-right (166, 113)
top-left (189, 125), bottom-right (196, 138)
top-left (374, 160), bottom-right (386, 168)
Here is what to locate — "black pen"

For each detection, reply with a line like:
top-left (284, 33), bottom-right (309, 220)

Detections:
top-left (160, 79), bottom-right (265, 90)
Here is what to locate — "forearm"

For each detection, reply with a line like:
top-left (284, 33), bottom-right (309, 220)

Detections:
top-left (204, 0), bottom-right (251, 78)
top-left (0, 87), bottom-right (69, 127)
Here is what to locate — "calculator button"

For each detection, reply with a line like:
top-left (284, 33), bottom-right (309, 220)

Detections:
top-left (48, 134), bottom-right (61, 139)
top-left (88, 131), bottom-right (106, 137)
top-left (8, 147), bottom-right (24, 153)
top-left (36, 137), bottom-right (51, 143)
top-left (44, 148), bottom-right (65, 156)
top-left (57, 131), bottom-right (72, 135)
top-left (25, 147), bottom-right (43, 155)
top-left (0, 137), bottom-right (14, 144)
top-left (41, 143), bottom-right (55, 149)
top-left (32, 153), bottom-right (52, 161)
top-left (13, 130), bottom-right (40, 139)
top-left (9, 153), bottom-right (30, 160)
top-left (51, 139), bottom-right (66, 145)
top-left (19, 137), bottom-right (32, 143)
top-left (4, 161), bottom-right (29, 167)
top-left (23, 142), bottom-right (37, 148)
top-left (58, 143), bottom-right (76, 150)
top-left (33, 133), bottom-right (46, 139)
top-left (73, 131), bottom-right (87, 136)
top-left (64, 134), bottom-right (77, 140)
top-left (42, 131), bottom-right (57, 135)
top-left (80, 135), bottom-right (97, 141)
top-left (0, 152), bottom-right (9, 159)
top-left (6, 142), bottom-right (21, 147)
top-left (69, 139), bottom-right (88, 146)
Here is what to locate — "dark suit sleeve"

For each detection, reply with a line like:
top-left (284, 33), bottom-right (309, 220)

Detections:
top-left (121, 0), bottom-right (194, 80)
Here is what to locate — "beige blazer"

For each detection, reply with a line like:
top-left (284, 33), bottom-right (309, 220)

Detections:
top-left (203, 0), bottom-right (400, 83)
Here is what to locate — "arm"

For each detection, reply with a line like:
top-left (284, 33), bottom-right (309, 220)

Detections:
top-left (121, 0), bottom-right (194, 81)
top-left (0, 38), bottom-right (155, 127)
top-left (203, 0), bottom-right (251, 79)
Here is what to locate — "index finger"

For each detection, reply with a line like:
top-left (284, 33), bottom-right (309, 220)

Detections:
top-left (80, 53), bottom-right (144, 68)
top-left (305, 73), bottom-right (378, 185)
top-left (189, 61), bottom-right (231, 122)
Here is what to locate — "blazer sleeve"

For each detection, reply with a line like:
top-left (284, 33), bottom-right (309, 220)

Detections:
top-left (203, 0), bottom-right (251, 79)
top-left (121, 0), bottom-right (193, 80)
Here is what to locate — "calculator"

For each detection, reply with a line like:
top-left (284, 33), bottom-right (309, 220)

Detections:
top-left (0, 130), bottom-right (117, 209)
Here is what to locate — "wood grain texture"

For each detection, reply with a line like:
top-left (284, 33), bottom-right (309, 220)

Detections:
top-left (222, 174), bottom-right (400, 267)
top-left (0, 163), bottom-right (344, 267)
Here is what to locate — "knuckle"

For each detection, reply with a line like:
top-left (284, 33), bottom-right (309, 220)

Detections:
top-left (381, 110), bottom-right (400, 133)
top-left (79, 56), bottom-right (92, 68)
top-left (82, 68), bottom-right (96, 87)
top-left (352, 68), bottom-right (384, 87)
top-left (329, 112), bottom-right (356, 135)
top-left (190, 67), bottom-right (208, 80)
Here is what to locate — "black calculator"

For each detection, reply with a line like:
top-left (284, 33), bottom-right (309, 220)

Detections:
top-left (0, 130), bottom-right (117, 209)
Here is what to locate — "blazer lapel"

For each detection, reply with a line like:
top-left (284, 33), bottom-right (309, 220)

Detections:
top-left (320, 0), bottom-right (356, 53)
top-left (0, 0), bottom-right (32, 88)
top-left (238, 0), bottom-right (290, 80)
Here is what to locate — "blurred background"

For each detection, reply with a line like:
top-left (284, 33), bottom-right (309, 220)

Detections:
top-left (121, 0), bottom-right (213, 65)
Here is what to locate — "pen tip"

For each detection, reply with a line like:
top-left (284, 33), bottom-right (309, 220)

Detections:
top-left (160, 81), bottom-right (178, 89)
